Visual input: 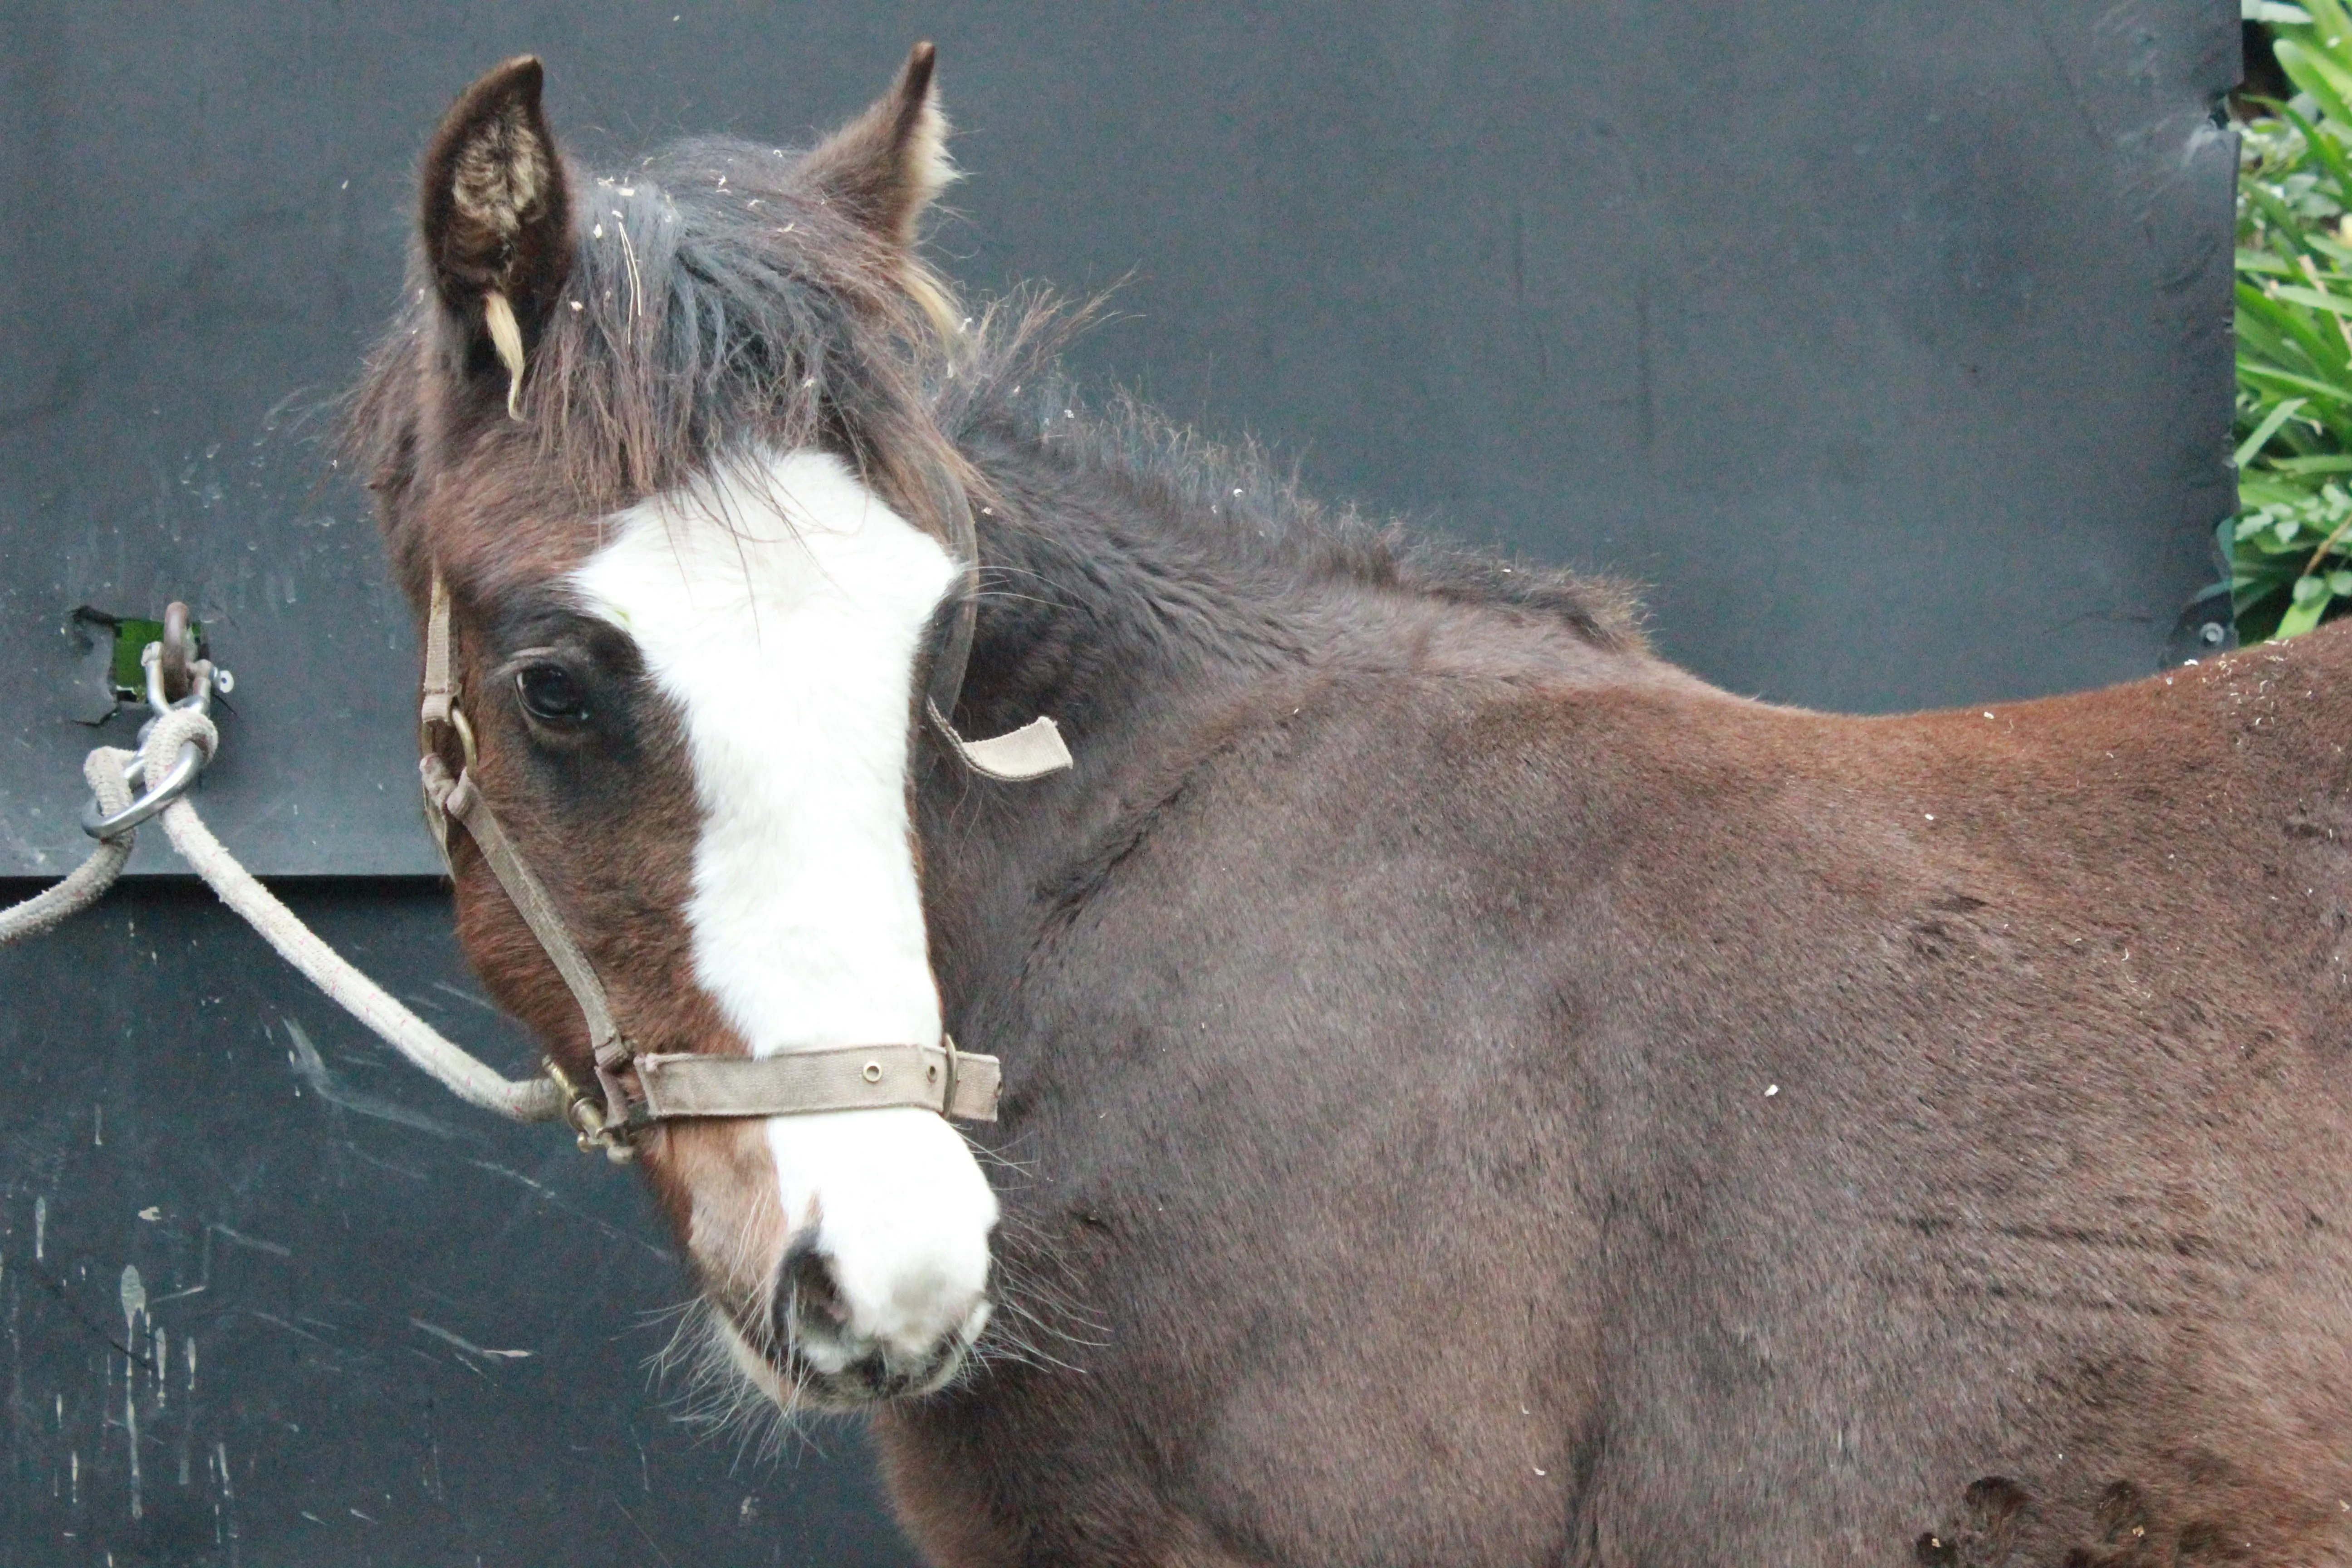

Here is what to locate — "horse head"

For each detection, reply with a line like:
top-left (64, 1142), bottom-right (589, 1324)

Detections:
top-left (352, 47), bottom-right (999, 1411)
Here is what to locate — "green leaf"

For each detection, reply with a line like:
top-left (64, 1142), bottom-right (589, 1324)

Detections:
top-left (2299, 0), bottom-right (2352, 39)
top-left (2277, 592), bottom-right (2331, 638)
top-left (2265, 283), bottom-right (2352, 314)
top-left (2300, 230), bottom-right (2352, 263)
top-left (2242, 475), bottom-right (2320, 508)
top-left (2241, 363), bottom-right (2352, 406)
top-left (2280, 103), bottom-right (2352, 209)
top-left (2246, 0), bottom-right (2313, 20)
top-left (2242, 283), bottom-right (2352, 368)
top-left (2236, 396), bottom-right (2311, 467)
top-left (2281, 40), bottom-right (2352, 134)
top-left (2236, 280), bottom-right (2302, 334)
top-left (2263, 453), bottom-right (2352, 473)
top-left (2277, 40), bottom-right (2352, 135)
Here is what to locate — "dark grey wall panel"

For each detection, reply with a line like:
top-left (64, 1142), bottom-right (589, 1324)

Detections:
top-left (0, 0), bottom-right (2238, 876)
top-left (0, 880), bottom-right (916, 1568)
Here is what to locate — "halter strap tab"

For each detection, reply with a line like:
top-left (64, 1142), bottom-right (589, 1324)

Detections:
top-left (925, 701), bottom-right (1072, 782)
top-left (420, 574), bottom-right (457, 732)
top-left (920, 486), bottom-right (1074, 782)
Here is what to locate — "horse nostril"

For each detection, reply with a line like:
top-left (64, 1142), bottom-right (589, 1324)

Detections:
top-left (776, 1235), bottom-right (850, 1345)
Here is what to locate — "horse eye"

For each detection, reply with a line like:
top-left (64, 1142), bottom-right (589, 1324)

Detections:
top-left (514, 664), bottom-right (590, 724)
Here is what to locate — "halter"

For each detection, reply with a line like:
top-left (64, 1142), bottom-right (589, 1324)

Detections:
top-left (416, 556), bottom-right (1066, 1157)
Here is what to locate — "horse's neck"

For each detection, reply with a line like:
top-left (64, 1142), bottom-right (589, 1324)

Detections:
top-left (965, 446), bottom-right (1306, 740)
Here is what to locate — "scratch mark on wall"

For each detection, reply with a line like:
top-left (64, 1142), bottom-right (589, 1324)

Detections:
top-left (626, 1416), bottom-right (652, 1495)
top-left (209, 1225), bottom-right (289, 1259)
top-left (245, 1311), bottom-right (339, 1353)
top-left (281, 1018), bottom-right (458, 1139)
top-left (464, 1158), bottom-right (674, 1262)
top-left (429, 980), bottom-right (504, 1015)
top-left (408, 1317), bottom-right (533, 1360)
top-left (613, 1496), bottom-right (677, 1568)
top-left (422, 1392), bottom-right (445, 1497)
top-left (151, 1222), bottom-right (288, 1315)
top-left (338, 1139), bottom-right (432, 1185)
top-left (34, 1197), bottom-right (44, 1262)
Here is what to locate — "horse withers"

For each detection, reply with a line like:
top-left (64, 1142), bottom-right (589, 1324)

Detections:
top-left (350, 46), bottom-right (2352, 1568)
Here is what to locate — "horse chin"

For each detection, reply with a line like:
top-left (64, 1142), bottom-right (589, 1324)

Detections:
top-left (787, 1334), bottom-right (973, 1411)
top-left (712, 1297), bottom-right (982, 1413)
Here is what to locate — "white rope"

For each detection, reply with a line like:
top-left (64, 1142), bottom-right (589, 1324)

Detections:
top-left (0, 715), bottom-right (564, 1124)
top-left (0, 749), bottom-right (139, 944)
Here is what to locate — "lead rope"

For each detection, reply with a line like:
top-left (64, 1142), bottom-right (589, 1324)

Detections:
top-left (0, 747), bottom-right (143, 946)
top-left (0, 694), bottom-right (567, 1123)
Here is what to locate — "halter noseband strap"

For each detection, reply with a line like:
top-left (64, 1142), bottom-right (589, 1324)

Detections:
top-left (418, 568), bottom-right (1029, 1157)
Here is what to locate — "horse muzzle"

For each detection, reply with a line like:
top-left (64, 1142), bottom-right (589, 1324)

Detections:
top-left (770, 1235), bottom-right (990, 1407)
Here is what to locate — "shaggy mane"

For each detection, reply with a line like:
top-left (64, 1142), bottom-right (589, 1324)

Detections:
top-left (351, 130), bottom-right (1643, 650)
top-left (934, 299), bottom-right (1646, 650)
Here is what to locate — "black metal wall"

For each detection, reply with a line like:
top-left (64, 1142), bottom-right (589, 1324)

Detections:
top-left (0, 884), bottom-right (910, 1568)
top-left (0, 1), bottom-right (2239, 1563)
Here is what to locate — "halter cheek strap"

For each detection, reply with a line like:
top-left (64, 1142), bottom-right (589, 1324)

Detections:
top-left (419, 569), bottom-right (1016, 1158)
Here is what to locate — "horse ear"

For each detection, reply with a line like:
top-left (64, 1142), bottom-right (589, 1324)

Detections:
top-left (798, 42), bottom-right (955, 250)
top-left (419, 56), bottom-right (573, 416)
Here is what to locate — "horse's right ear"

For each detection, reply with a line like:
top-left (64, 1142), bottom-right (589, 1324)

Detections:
top-left (419, 56), bottom-right (572, 417)
top-left (798, 43), bottom-right (955, 251)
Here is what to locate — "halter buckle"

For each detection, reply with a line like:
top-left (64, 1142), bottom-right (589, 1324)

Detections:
top-left (545, 1056), bottom-right (641, 1162)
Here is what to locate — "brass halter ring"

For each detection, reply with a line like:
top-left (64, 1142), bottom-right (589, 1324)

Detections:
top-left (544, 1056), bottom-right (638, 1162)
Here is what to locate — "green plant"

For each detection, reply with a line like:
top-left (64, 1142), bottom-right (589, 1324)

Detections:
top-left (2231, 0), bottom-right (2352, 639)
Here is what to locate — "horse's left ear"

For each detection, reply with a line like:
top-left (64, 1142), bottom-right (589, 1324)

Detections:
top-left (419, 56), bottom-right (573, 416)
top-left (798, 42), bottom-right (955, 250)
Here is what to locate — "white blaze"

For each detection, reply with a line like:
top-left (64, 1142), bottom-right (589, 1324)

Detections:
top-left (574, 449), bottom-right (997, 1375)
